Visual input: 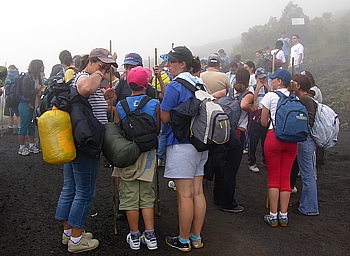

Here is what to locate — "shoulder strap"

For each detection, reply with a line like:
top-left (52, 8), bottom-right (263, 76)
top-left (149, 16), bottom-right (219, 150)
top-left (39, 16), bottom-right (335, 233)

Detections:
top-left (136, 95), bottom-right (152, 110)
top-left (228, 87), bottom-right (234, 97)
top-left (120, 99), bottom-right (130, 114)
top-left (174, 77), bottom-right (197, 93)
top-left (274, 90), bottom-right (285, 98)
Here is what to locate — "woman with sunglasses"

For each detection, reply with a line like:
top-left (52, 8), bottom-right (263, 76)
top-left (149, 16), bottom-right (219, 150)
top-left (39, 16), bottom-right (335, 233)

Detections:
top-left (55, 48), bottom-right (116, 253)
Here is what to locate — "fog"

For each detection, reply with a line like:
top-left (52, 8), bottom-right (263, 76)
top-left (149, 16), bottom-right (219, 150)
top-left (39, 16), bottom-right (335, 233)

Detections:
top-left (1, 0), bottom-right (349, 77)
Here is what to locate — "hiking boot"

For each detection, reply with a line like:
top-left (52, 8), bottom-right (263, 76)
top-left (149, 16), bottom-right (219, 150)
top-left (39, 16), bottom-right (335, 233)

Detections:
top-left (67, 236), bottom-right (99, 253)
top-left (249, 164), bottom-right (260, 173)
top-left (141, 231), bottom-right (158, 250)
top-left (220, 205), bottom-right (245, 213)
top-left (264, 215), bottom-right (278, 227)
top-left (278, 215), bottom-right (289, 227)
top-left (165, 236), bottom-right (191, 252)
top-left (126, 232), bottom-right (141, 250)
top-left (190, 235), bottom-right (203, 249)
top-left (18, 147), bottom-right (30, 156)
top-left (28, 145), bottom-right (40, 154)
top-left (62, 230), bottom-right (93, 245)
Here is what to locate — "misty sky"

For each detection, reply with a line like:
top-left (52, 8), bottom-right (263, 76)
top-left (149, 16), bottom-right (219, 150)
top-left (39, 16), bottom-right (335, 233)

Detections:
top-left (1, 0), bottom-right (349, 77)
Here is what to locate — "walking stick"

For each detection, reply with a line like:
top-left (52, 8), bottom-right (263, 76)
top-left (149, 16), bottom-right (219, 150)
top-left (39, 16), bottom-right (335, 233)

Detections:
top-left (109, 40), bottom-right (118, 235)
top-left (0, 66), bottom-right (7, 137)
top-left (154, 47), bottom-right (161, 216)
top-left (291, 57), bottom-right (295, 78)
top-left (272, 52), bottom-right (276, 74)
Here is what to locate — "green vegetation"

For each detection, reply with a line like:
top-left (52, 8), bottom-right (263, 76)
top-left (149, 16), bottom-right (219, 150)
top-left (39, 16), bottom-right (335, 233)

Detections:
top-left (231, 1), bottom-right (350, 127)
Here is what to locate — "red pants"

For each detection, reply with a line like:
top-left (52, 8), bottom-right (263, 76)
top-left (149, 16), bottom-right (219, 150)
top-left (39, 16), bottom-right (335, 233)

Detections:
top-left (264, 130), bottom-right (297, 191)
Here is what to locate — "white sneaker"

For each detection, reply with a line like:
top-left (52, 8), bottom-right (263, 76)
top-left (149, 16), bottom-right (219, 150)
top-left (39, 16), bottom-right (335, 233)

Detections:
top-left (243, 149), bottom-right (248, 154)
top-left (292, 186), bottom-right (298, 194)
top-left (18, 147), bottom-right (30, 156)
top-left (67, 236), bottom-right (99, 253)
top-left (28, 145), bottom-right (40, 154)
top-left (141, 231), bottom-right (158, 250)
top-left (249, 164), bottom-right (260, 173)
top-left (126, 232), bottom-right (141, 250)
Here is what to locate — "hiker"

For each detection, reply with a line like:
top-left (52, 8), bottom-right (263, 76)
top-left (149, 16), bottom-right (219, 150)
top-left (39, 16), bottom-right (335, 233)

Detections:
top-left (200, 54), bottom-right (232, 94)
top-left (54, 48), bottom-right (116, 253)
top-left (255, 50), bottom-right (265, 69)
top-left (288, 35), bottom-right (304, 75)
top-left (160, 46), bottom-right (208, 252)
top-left (218, 49), bottom-right (231, 73)
top-left (271, 40), bottom-right (286, 70)
top-left (292, 74), bottom-right (319, 216)
top-left (260, 69), bottom-right (297, 227)
top-left (248, 68), bottom-right (270, 173)
top-left (278, 31), bottom-right (292, 69)
top-left (113, 66), bottom-right (160, 251)
top-left (244, 61), bottom-right (257, 86)
top-left (212, 68), bottom-right (257, 213)
top-left (4, 65), bottom-right (20, 134)
top-left (49, 50), bottom-right (72, 79)
top-left (17, 60), bottom-right (44, 156)
top-left (226, 61), bottom-right (238, 86)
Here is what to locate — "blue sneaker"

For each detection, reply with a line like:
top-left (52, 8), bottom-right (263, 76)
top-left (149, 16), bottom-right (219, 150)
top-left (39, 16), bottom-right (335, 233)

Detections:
top-left (264, 215), bottom-right (278, 227)
top-left (165, 236), bottom-right (191, 252)
top-left (278, 214), bottom-right (289, 227)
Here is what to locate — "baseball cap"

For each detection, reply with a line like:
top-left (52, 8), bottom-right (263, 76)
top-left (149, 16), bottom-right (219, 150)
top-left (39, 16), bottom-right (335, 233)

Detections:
top-left (255, 68), bottom-right (267, 78)
top-left (218, 49), bottom-right (225, 54)
top-left (160, 46), bottom-right (193, 64)
top-left (127, 66), bottom-right (152, 90)
top-left (268, 69), bottom-right (292, 84)
top-left (89, 48), bottom-right (117, 66)
top-left (122, 53), bottom-right (143, 66)
top-left (208, 54), bottom-right (220, 65)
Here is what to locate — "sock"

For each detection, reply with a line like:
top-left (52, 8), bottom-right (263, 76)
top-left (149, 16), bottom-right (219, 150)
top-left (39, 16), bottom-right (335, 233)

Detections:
top-left (190, 233), bottom-right (200, 239)
top-left (29, 143), bottom-right (34, 148)
top-left (280, 211), bottom-right (288, 218)
top-left (8, 126), bottom-right (13, 129)
top-left (70, 235), bottom-right (82, 244)
top-left (64, 229), bottom-right (72, 237)
top-left (270, 212), bottom-right (278, 219)
top-left (20, 144), bottom-right (25, 149)
top-left (131, 230), bottom-right (140, 237)
top-left (178, 236), bottom-right (190, 244)
top-left (144, 229), bottom-right (155, 236)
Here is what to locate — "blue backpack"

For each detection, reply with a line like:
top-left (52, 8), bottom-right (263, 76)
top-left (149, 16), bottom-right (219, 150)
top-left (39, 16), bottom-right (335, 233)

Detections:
top-left (273, 91), bottom-right (308, 142)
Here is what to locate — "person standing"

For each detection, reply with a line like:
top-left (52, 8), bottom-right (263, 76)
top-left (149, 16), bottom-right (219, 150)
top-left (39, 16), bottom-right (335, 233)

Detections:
top-left (218, 49), bottom-right (231, 73)
top-left (17, 60), bottom-right (43, 155)
top-left (278, 31), bottom-right (292, 69)
top-left (289, 35), bottom-right (304, 75)
top-left (55, 48), bottom-right (116, 253)
top-left (160, 46), bottom-right (208, 252)
top-left (4, 65), bottom-right (20, 134)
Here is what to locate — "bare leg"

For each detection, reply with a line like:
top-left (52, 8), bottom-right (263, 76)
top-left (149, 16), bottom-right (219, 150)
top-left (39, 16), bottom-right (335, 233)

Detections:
top-left (8, 116), bottom-right (14, 127)
top-left (126, 210), bottom-right (139, 232)
top-left (62, 220), bottom-right (71, 230)
top-left (18, 135), bottom-right (25, 145)
top-left (268, 188), bottom-right (280, 214)
top-left (71, 227), bottom-right (83, 238)
top-left (141, 208), bottom-right (154, 231)
top-left (29, 135), bottom-right (35, 144)
top-left (191, 176), bottom-right (206, 237)
top-left (279, 191), bottom-right (291, 213)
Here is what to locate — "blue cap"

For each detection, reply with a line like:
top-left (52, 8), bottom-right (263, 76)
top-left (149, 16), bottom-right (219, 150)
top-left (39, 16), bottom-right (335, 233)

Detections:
top-left (122, 53), bottom-right (143, 66)
top-left (268, 69), bottom-right (292, 84)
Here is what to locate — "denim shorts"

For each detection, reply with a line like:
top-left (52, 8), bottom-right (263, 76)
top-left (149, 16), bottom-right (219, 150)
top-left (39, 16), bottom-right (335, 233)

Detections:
top-left (164, 143), bottom-right (208, 179)
top-left (119, 179), bottom-right (155, 210)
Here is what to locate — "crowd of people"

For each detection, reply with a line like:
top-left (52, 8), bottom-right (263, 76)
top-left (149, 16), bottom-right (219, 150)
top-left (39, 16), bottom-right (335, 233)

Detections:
top-left (0, 30), bottom-right (323, 253)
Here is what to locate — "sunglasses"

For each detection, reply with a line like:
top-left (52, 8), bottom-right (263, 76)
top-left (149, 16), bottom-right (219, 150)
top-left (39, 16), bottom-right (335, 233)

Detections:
top-left (98, 63), bottom-right (111, 72)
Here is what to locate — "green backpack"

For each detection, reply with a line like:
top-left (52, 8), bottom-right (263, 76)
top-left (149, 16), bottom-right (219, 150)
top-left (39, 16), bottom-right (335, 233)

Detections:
top-left (0, 66), bottom-right (7, 86)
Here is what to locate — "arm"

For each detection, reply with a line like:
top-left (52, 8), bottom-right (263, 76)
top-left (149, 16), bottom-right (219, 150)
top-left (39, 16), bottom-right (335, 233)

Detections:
top-left (156, 104), bottom-right (161, 131)
top-left (212, 88), bottom-right (227, 99)
top-left (241, 92), bottom-right (258, 113)
top-left (161, 109), bottom-right (170, 125)
top-left (76, 71), bottom-right (105, 97)
top-left (261, 106), bottom-right (269, 127)
top-left (153, 66), bottom-right (167, 97)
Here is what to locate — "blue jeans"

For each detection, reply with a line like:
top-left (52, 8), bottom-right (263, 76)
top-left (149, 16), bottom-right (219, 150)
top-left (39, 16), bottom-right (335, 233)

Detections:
top-left (55, 151), bottom-right (100, 228)
top-left (18, 102), bottom-right (35, 136)
top-left (157, 122), bottom-right (169, 160)
top-left (297, 136), bottom-right (319, 215)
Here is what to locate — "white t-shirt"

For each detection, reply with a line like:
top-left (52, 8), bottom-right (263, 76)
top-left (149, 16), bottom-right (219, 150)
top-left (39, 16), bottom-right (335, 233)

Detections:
top-left (249, 74), bottom-right (256, 86)
top-left (290, 43), bottom-right (304, 65)
top-left (249, 85), bottom-right (268, 109)
top-left (260, 88), bottom-right (290, 130)
top-left (271, 49), bottom-right (286, 64)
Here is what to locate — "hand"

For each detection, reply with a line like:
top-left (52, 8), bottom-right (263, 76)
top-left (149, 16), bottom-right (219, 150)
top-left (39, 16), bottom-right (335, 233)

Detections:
top-left (103, 87), bottom-right (115, 100)
top-left (252, 101), bottom-right (258, 111)
top-left (153, 65), bottom-right (161, 79)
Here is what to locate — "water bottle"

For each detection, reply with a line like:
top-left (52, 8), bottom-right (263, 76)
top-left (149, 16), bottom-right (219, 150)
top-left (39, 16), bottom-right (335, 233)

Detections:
top-left (168, 180), bottom-right (177, 191)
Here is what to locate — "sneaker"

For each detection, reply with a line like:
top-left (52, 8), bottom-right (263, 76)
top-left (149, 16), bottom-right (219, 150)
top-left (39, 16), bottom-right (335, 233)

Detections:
top-left (126, 232), bottom-right (141, 250)
top-left (28, 145), bottom-right (40, 154)
top-left (243, 149), bottom-right (248, 154)
top-left (291, 186), bottom-right (298, 194)
top-left (141, 231), bottom-right (158, 250)
top-left (62, 230), bottom-right (93, 245)
top-left (264, 215), bottom-right (278, 227)
top-left (165, 236), bottom-right (191, 252)
top-left (220, 205), bottom-right (245, 213)
top-left (249, 164), bottom-right (260, 173)
top-left (18, 147), bottom-right (30, 156)
top-left (189, 235), bottom-right (203, 249)
top-left (278, 215), bottom-right (289, 227)
top-left (261, 161), bottom-right (267, 166)
top-left (67, 236), bottom-right (99, 253)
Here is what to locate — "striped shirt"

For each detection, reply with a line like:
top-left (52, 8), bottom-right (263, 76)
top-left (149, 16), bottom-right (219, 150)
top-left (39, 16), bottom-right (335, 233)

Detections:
top-left (73, 72), bottom-right (108, 124)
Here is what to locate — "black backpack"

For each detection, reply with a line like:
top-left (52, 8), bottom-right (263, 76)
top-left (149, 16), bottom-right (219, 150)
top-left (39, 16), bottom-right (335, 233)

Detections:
top-left (120, 96), bottom-right (158, 152)
top-left (5, 73), bottom-right (26, 108)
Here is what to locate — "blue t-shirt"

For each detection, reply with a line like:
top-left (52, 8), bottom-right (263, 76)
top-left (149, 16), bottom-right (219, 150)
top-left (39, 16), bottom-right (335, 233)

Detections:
top-left (160, 80), bottom-right (194, 146)
top-left (117, 94), bottom-right (158, 123)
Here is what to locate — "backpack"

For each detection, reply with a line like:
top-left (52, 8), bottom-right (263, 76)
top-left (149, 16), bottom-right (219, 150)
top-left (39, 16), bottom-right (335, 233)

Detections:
top-left (310, 99), bottom-right (340, 148)
top-left (175, 78), bottom-right (231, 152)
top-left (16, 72), bottom-right (33, 102)
top-left (273, 91), bottom-right (309, 142)
top-left (5, 73), bottom-right (26, 108)
top-left (216, 89), bottom-right (252, 148)
top-left (120, 96), bottom-right (158, 153)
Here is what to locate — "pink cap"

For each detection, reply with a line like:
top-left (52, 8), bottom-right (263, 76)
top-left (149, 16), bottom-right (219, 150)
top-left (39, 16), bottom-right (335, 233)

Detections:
top-left (127, 66), bottom-right (152, 89)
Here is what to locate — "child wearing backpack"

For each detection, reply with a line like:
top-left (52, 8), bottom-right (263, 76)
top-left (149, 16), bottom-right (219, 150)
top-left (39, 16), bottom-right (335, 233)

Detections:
top-left (260, 69), bottom-right (297, 227)
top-left (113, 66), bottom-right (160, 251)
